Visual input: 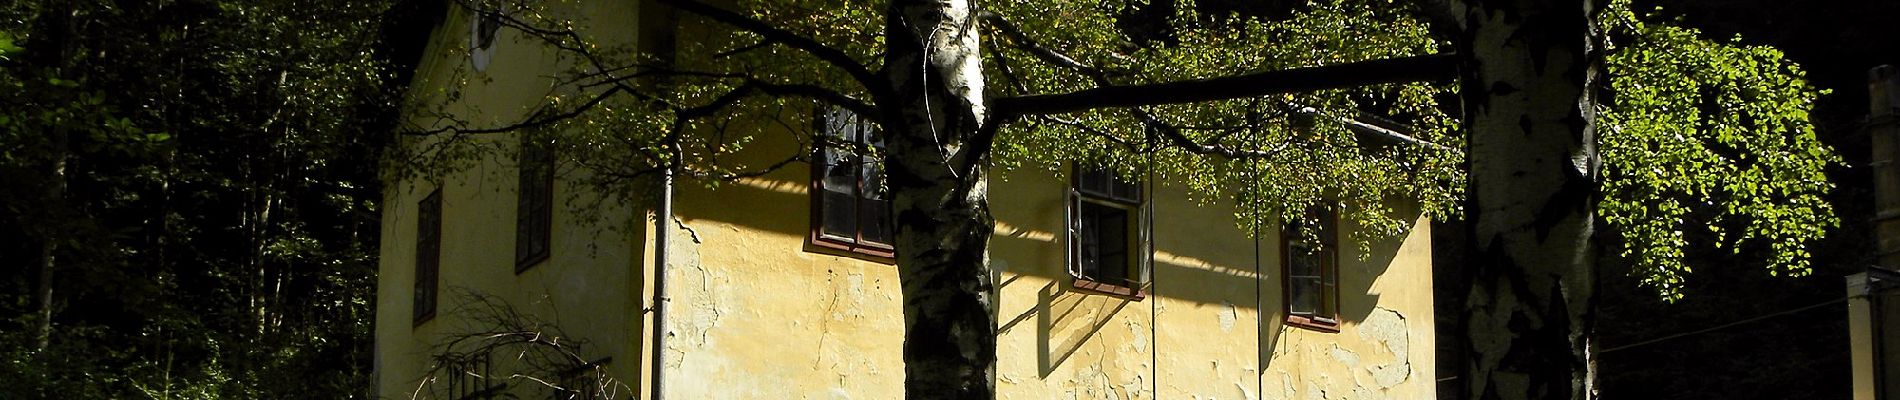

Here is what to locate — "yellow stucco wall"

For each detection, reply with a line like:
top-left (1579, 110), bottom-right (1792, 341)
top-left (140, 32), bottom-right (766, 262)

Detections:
top-left (377, 2), bottom-right (1438, 399)
top-left (652, 157), bottom-right (1436, 400)
top-left (375, 2), bottom-right (650, 399)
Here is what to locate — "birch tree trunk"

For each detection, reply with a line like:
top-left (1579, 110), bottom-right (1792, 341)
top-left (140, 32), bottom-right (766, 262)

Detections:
top-left (884, 0), bottom-right (997, 398)
top-left (1451, 0), bottom-right (1603, 398)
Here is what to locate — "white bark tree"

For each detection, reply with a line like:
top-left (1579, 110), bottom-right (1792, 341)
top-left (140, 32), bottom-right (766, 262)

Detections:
top-left (1450, 0), bottom-right (1601, 397)
top-left (399, 0), bottom-right (1837, 398)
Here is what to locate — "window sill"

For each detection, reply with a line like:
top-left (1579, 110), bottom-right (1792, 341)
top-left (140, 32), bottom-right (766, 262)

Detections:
top-left (514, 251), bottom-right (550, 274)
top-left (807, 236), bottom-right (896, 264)
top-left (1072, 278), bottom-right (1147, 301)
top-left (1285, 314), bottom-right (1340, 333)
top-left (413, 311), bottom-right (436, 328)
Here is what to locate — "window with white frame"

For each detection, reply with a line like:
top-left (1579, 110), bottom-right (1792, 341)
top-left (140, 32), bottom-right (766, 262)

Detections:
top-left (1069, 166), bottom-right (1150, 298)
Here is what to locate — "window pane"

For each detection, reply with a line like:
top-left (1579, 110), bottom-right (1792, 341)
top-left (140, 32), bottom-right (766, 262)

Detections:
top-left (1289, 277), bottom-right (1317, 315)
top-left (1110, 175), bottom-right (1139, 201)
top-left (821, 190), bottom-right (856, 239)
top-left (1088, 169), bottom-right (1110, 195)
top-left (1320, 280), bottom-right (1337, 317)
top-left (1076, 203), bottom-right (1100, 276)
top-left (861, 156), bottom-right (885, 201)
top-left (1077, 202), bottom-right (1130, 284)
top-left (1095, 204), bottom-right (1128, 284)
top-left (517, 137), bottom-right (554, 267)
top-left (1289, 246), bottom-right (1320, 278)
top-left (861, 198), bottom-right (892, 245)
top-left (821, 149), bottom-right (857, 191)
top-left (415, 191), bottom-right (442, 322)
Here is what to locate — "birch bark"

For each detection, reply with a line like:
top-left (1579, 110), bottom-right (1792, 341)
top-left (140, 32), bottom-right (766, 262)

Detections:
top-left (884, 0), bottom-right (997, 398)
top-left (1452, 0), bottom-right (1604, 398)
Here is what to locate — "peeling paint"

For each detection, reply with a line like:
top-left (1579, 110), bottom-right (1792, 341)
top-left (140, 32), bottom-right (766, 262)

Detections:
top-left (1218, 301), bottom-right (1238, 332)
top-left (1329, 345), bottom-right (1360, 369)
top-left (1357, 308), bottom-right (1412, 389)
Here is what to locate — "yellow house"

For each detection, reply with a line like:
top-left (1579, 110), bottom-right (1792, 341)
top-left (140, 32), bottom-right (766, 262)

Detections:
top-left (375, 2), bottom-right (1439, 399)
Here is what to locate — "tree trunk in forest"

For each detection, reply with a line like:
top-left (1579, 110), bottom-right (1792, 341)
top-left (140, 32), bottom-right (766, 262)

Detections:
top-left (1451, 0), bottom-right (1603, 399)
top-left (29, 0), bottom-right (79, 354)
top-left (884, 0), bottom-right (997, 398)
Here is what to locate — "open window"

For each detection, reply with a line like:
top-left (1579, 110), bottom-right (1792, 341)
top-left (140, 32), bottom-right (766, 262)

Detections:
top-left (1068, 166), bottom-right (1150, 299)
top-left (1283, 206), bottom-right (1339, 332)
top-left (809, 107), bottom-right (893, 260)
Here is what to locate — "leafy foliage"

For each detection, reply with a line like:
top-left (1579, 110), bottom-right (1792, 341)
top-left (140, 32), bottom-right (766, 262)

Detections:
top-left (1597, 2), bottom-right (1839, 299)
top-left (0, 0), bottom-right (398, 397)
top-left (403, 0), bottom-right (1837, 293)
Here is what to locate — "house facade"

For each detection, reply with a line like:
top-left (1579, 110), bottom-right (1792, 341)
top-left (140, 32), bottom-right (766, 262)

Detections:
top-left (374, 2), bottom-right (1439, 399)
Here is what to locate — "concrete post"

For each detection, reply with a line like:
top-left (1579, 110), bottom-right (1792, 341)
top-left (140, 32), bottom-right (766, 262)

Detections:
top-left (1853, 272), bottom-right (1879, 400)
top-left (1858, 64), bottom-right (1900, 400)
top-left (1870, 66), bottom-right (1900, 267)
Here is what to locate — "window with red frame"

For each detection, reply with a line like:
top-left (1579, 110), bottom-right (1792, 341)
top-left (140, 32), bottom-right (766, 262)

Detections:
top-left (1068, 167), bottom-right (1149, 299)
top-left (811, 107), bottom-right (893, 258)
top-left (1283, 206), bottom-right (1339, 331)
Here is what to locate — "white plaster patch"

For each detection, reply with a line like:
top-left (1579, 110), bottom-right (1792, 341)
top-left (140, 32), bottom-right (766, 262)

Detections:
top-left (663, 222), bottom-right (733, 398)
top-left (1356, 308), bottom-right (1411, 389)
top-left (1125, 319), bottom-right (1149, 353)
top-left (1351, 386), bottom-right (1376, 400)
top-left (1329, 345), bottom-right (1360, 369)
top-left (1304, 381), bottom-right (1327, 400)
top-left (1281, 372), bottom-right (1295, 400)
top-left (1218, 301), bottom-right (1238, 332)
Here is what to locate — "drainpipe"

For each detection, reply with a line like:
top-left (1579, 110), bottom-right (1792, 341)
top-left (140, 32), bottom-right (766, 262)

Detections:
top-left (650, 164), bottom-right (673, 400)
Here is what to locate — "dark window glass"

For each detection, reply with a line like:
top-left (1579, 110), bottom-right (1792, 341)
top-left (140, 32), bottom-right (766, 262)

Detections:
top-left (1071, 167), bottom-right (1145, 291)
top-left (415, 189), bottom-right (442, 325)
top-left (1284, 207), bottom-right (1338, 329)
top-left (516, 135), bottom-right (554, 271)
top-left (811, 107), bottom-right (893, 256)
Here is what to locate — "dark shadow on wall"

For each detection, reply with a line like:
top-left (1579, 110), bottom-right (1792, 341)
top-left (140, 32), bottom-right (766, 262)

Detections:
top-left (1033, 282), bottom-right (1133, 378)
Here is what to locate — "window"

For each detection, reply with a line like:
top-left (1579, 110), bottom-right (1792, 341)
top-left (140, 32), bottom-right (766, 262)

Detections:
top-left (516, 135), bottom-right (553, 272)
top-left (810, 107), bottom-right (893, 259)
top-left (468, 4), bottom-right (501, 72)
top-left (1068, 167), bottom-right (1149, 299)
top-left (415, 189), bottom-right (443, 325)
top-left (1283, 206), bottom-right (1339, 332)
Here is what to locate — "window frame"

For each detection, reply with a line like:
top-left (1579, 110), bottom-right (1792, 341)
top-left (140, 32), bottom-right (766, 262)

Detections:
top-left (808, 107), bottom-right (895, 261)
top-left (415, 188), bottom-right (443, 326)
top-left (1067, 166), bottom-right (1150, 300)
top-left (516, 135), bottom-right (554, 273)
top-left (1281, 206), bottom-right (1340, 333)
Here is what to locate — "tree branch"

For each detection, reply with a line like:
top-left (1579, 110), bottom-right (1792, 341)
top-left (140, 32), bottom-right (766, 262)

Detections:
top-left (654, 0), bottom-right (883, 97)
top-left (991, 54), bottom-right (1458, 118)
top-left (980, 12), bottom-right (1109, 85)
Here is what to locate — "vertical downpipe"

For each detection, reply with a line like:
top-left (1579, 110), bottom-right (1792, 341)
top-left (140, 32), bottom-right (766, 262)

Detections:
top-left (650, 165), bottom-right (673, 400)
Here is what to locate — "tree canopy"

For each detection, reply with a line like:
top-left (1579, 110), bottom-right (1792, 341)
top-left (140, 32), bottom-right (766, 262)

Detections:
top-left (0, 0), bottom-right (404, 397)
top-left (409, 0), bottom-right (1834, 300)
